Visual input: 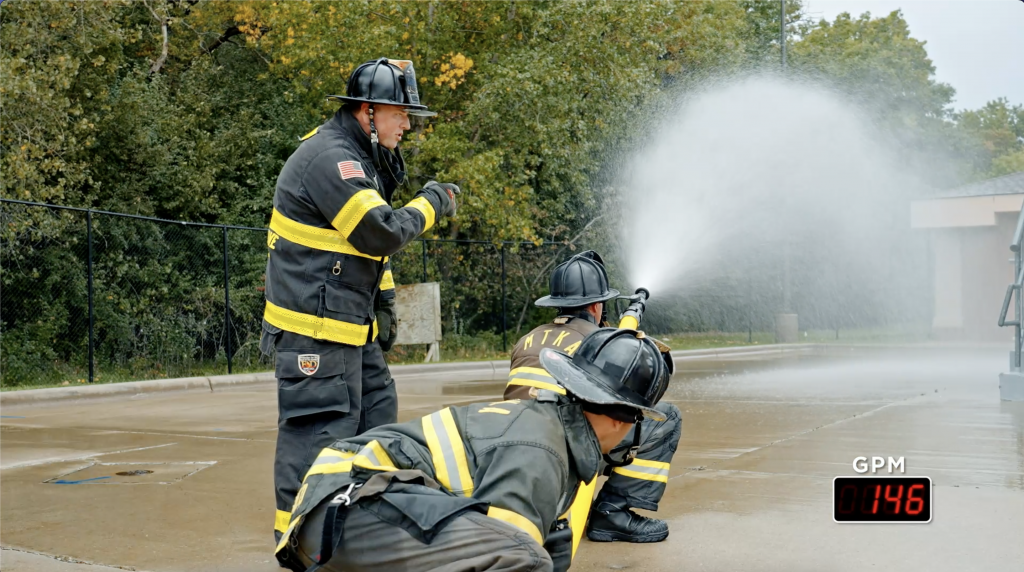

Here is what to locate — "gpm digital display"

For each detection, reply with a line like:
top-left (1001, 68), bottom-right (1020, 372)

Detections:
top-left (833, 476), bottom-right (932, 523)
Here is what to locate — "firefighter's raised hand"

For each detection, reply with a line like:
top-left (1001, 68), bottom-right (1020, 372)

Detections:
top-left (417, 181), bottom-right (461, 217)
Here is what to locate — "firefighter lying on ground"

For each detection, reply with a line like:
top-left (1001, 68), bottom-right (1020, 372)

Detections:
top-left (274, 328), bottom-right (673, 572)
top-left (507, 250), bottom-right (681, 544)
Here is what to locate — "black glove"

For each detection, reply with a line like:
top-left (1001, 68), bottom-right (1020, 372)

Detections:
top-left (375, 300), bottom-right (398, 352)
top-left (417, 181), bottom-right (461, 217)
top-left (544, 520), bottom-right (573, 572)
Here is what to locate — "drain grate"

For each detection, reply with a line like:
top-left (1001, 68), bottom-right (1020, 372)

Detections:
top-left (116, 470), bottom-right (154, 476)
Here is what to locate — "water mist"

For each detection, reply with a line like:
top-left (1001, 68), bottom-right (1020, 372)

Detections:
top-left (618, 75), bottom-right (932, 334)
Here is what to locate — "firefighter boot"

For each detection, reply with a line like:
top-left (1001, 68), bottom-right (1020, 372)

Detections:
top-left (585, 493), bottom-right (669, 543)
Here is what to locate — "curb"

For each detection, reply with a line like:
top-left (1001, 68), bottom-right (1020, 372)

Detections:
top-left (1, 344), bottom-right (820, 408)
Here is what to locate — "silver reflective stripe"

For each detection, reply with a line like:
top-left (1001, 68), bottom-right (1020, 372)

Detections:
top-left (311, 450), bottom-right (350, 468)
top-left (360, 446), bottom-right (384, 466)
top-left (428, 411), bottom-right (470, 494)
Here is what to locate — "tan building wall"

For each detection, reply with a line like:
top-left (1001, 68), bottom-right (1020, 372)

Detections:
top-left (911, 194), bottom-right (1022, 341)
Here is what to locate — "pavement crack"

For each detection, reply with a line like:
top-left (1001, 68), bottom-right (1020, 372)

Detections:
top-left (1, 546), bottom-right (143, 571)
top-left (1, 443), bottom-right (177, 471)
top-left (103, 429), bottom-right (273, 442)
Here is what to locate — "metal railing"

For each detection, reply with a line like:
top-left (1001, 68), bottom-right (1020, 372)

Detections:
top-left (0, 199), bottom-right (571, 388)
top-left (998, 203), bottom-right (1024, 370)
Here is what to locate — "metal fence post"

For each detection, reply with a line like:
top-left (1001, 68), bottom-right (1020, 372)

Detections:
top-left (501, 244), bottom-right (508, 352)
top-left (87, 209), bottom-right (95, 384)
top-left (421, 240), bottom-right (428, 283)
top-left (222, 226), bottom-right (233, 374)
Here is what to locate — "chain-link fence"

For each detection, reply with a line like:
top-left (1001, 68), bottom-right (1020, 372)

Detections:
top-left (1, 200), bottom-right (573, 389)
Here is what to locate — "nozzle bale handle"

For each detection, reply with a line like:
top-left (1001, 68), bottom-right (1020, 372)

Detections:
top-left (617, 287), bottom-right (649, 330)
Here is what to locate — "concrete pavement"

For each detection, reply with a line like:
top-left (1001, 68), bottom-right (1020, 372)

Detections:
top-left (2, 345), bottom-right (1022, 571)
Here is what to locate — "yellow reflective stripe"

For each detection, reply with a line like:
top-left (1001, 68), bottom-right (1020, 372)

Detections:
top-left (558, 477), bottom-right (597, 558)
top-left (630, 458), bottom-right (671, 471)
top-left (275, 510), bottom-right (291, 533)
top-left (352, 440), bottom-right (397, 471)
top-left (486, 506), bottom-right (543, 545)
top-left (332, 189), bottom-right (388, 238)
top-left (618, 315), bottom-right (639, 330)
top-left (300, 127), bottom-right (319, 141)
top-left (380, 270), bottom-right (395, 290)
top-left (269, 209), bottom-right (381, 261)
top-left (305, 459), bottom-right (353, 477)
top-left (277, 441), bottom-right (398, 553)
top-left (611, 465), bottom-right (669, 483)
top-left (275, 518), bottom-right (301, 553)
top-left (506, 378), bottom-right (567, 396)
top-left (439, 409), bottom-right (474, 494)
top-left (275, 448), bottom-right (360, 554)
top-left (264, 300), bottom-right (370, 346)
top-left (509, 366), bottom-right (553, 378)
top-left (372, 318), bottom-right (379, 342)
top-left (478, 407), bottom-right (510, 415)
top-left (405, 196), bottom-right (436, 231)
top-left (422, 408), bottom-right (474, 496)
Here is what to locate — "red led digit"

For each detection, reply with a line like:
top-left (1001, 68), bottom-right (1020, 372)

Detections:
top-left (838, 485), bottom-right (858, 514)
top-left (872, 484), bottom-right (881, 514)
top-left (884, 484), bottom-right (903, 514)
top-left (906, 484), bottom-right (925, 515)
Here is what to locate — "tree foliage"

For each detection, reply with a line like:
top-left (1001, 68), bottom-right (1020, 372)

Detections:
top-left (1, 1), bottom-right (1020, 385)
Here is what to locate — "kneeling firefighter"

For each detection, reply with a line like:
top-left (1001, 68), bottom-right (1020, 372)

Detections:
top-left (262, 57), bottom-right (462, 542)
top-left (506, 251), bottom-right (681, 550)
top-left (274, 328), bottom-right (673, 572)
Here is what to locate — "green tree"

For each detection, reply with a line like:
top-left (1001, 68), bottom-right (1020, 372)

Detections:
top-left (954, 98), bottom-right (1024, 178)
top-left (790, 10), bottom-right (971, 186)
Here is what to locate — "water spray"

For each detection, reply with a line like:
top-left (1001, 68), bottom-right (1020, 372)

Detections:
top-left (617, 287), bottom-right (650, 330)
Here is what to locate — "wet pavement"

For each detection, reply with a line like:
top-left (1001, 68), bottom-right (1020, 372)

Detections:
top-left (2, 346), bottom-right (1022, 571)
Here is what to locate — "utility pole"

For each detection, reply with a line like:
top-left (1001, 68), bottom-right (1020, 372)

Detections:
top-left (775, 0), bottom-right (797, 342)
top-left (781, 0), bottom-right (787, 70)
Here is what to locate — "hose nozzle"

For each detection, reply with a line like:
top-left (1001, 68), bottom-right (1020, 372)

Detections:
top-left (617, 287), bottom-right (650, 330)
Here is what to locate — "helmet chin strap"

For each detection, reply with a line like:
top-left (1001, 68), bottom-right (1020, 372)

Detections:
top-left (367, 104), bottom-right (407, 186)
top-left (602, 418), bottom-right (642, 468)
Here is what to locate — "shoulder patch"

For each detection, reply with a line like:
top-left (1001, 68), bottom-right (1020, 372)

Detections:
top-left (337, 160), bottom-right (365, 180)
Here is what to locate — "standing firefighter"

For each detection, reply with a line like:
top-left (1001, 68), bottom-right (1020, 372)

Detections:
top-left (275, 328), bottom-right (673, 572)
top-left (261, 58), bottom-right (460, 541)
top-left (507, 251), bottom-right (682, 548)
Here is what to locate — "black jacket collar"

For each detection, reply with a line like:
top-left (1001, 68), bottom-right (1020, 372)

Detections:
top-left (335, 109), bottom-right (374, 158)
top-left (559, 402), bottom-right (603, 482)
top-left (333, 109), bottom-right (402, 199)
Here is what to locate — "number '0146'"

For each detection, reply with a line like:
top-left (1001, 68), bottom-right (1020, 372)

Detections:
top-left (833, 477), bottom-right (931, 523)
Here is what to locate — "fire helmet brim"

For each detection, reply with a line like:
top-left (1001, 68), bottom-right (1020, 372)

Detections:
top-left (539, 348), bottom-right (666, 421)
top-left (534, 289), bottom-right (620, 308)
top-left (327, 95), bottom-right (437, 117)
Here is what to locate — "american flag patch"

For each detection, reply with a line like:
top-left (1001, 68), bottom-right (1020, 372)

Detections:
top-left (337, 161), bottom-right (365, 180)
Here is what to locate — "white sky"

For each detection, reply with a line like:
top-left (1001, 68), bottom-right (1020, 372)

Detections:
top-left (803, 0), bottom-right (1024, 111)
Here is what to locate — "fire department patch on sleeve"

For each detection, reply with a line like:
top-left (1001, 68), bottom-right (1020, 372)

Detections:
top-left (337, 161), bottom-right (365, 180)
top-left (297, 354), bottom-right (320, 376)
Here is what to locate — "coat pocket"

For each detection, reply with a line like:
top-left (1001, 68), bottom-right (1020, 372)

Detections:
top-left (363, 484), bottom-right (489, 544)
top-left (323, 280), bottom-right (374, 321)
top-left (276, 348), bottom-right (349, 419)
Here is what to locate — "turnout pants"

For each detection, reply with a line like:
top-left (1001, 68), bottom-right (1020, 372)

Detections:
top-left (267, 330), bottom-right (397, 540)
top-left (599, 402), bottom-right (682, 510)
top-left (295, 497), bottom-right (552, 572)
